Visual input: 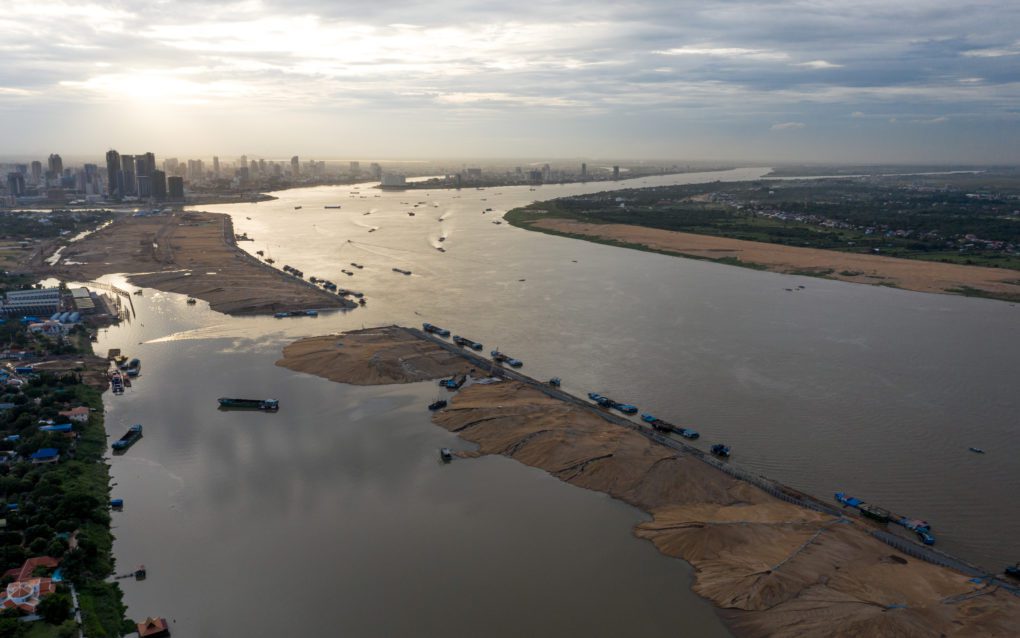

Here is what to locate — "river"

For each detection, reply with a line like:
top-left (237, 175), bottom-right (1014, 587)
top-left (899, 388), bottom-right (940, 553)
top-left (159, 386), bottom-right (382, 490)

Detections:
top-left (98, 167), bottom-right (1019, 635)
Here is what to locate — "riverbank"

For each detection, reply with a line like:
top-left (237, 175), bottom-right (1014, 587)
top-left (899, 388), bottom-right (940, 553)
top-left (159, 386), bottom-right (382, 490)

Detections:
top-left (508, 215), bottom-right (1020, 302)
top-left (44, 211), bottom-right (353, 315)
top-left (278, 326), bottom-right (1020, 637)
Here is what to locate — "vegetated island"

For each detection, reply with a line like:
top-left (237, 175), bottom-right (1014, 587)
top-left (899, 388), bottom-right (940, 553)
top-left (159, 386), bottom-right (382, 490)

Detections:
top-left (277, 326), bottom-right (1020, 638)
top-left (41, 211), bottom-right (353, 315)
top-left (506, 172), bottom-right (1020, 303)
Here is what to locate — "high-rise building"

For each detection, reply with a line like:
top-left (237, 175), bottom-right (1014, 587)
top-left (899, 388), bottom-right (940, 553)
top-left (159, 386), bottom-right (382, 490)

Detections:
top-left (139, 152), bottom-right (156, 177)
top-left (163, 158), bottom-right (179, 174)
top-left (239, 155), bottom-right (247, 170)
top-left (213, 156), bottom-right (220, 178)
top-left (167, 176), bottom-right (184, 201)
top-left (291, 156), bottom-right (300, 177)
top-left (612, 165), bottom-right (620, 180)
top-left (350, 161), bottom-right (360, 174)
top-left (83, 164), bottom-right (99, 195)
top-left (370, 162), bottom-right (382, 179)
top-left (30, 161), bottom-right (42, 185)
top-left (152, 170), bottom-right (167, 201)
top-left (6, 172), bottom-right (26, 197)
top-left (47, 154), bottom-right (63, 175)
top-left (120, 155), bottom-right (136, 196)
top-left (106, 150), bottom-right (121, 198)
top-left (581, 163), bottom-right (587, 179)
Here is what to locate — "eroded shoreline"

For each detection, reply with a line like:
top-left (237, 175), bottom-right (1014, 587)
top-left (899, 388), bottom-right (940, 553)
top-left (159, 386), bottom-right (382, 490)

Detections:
top-left (278, 326), bottom-right (1020, 637)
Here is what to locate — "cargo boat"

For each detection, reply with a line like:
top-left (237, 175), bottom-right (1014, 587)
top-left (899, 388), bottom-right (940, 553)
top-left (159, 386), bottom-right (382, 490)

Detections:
top-left (641, 413), bottom-right (699, 439)
top-left (452, 335), bottom-right (483, 350)
top-left (217, 398), bottom-right (279, 411)
top-left (587, 392), bottom-right (637, 414)
top-left (490, 350), bottom-right (523, 367)
top-left (112, 424), bottom-right (142, 452)
top-left (422, 323), bottom-right (451, 337)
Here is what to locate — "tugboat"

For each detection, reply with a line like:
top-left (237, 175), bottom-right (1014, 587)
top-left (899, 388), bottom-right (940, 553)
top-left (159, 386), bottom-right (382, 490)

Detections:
top-left (440, 448), bottom-right (453, 462)
top-left (710, 444), bottom-right (731, 458)
top-left (428, 399), bottom-right (448, 411)
top-left (217, 398), bottom-right (280, 411)
top-left (969, 447), bottom-right (986, 454)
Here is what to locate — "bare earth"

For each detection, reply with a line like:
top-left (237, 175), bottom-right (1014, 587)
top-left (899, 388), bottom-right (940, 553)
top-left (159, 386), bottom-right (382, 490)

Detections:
top-left (277, 326), bottom-right (1020, 637)
top-left (532, 218), bottom-right (1020, 300)
top-left (47, 211), bottom-right (351, 315)
top-left (277, 327), bottom-right (475, 385)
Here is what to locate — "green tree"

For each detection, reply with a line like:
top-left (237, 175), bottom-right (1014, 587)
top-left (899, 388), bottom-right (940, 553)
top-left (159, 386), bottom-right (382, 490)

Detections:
top-left (37, 591), bottom-right (72, 624)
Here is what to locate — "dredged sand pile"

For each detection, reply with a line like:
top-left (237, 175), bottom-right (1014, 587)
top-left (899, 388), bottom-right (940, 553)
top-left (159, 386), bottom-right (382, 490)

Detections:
top-left (280, 327), bottom-right (1020, 637)
top-left (277, 326), bottom-right (475, 385)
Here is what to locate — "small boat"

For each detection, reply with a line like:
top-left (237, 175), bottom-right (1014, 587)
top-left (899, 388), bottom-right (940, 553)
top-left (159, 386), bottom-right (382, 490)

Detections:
top-left (294, 205), bottom-right (302, 210)
top-left (110, 499), bottom-right (124, 509)
top-left (324, 205), bottom-right (342, 209)
top-left (408, 212), bottom-right (415, 216)
top-left (368, 228), bottom-right (377, 233)
top-left (392, 268), bottom-right (412, 275)
top-left (710, 444), bottom-right (731, 458)
top-left (186, 297), bottom-right (197, 305)
top-left (437, 247), bottom-right (446, 252)
top-left (350, 263), bottom-right (363, 269)
top-left (133, 289), bottom-right (143, 296)
top-left (916, 530), bottom-right (936, 545)
top-left (428, 400), bottom-right (447, 411)
top-left (358, 298), bottom-right (367, 305)
top-left (1005, 564), bottom-right (1020, 579)
top-left (438, 236), bottom-right (446, 242)
top-left (548, 377), bottom-right (561, 387)
top-left (440, 448), bottom-right (453, 462)
top-left (218, 398), bottom-right (279, 411)
top-left (969, 447), bottom-right (986, 454)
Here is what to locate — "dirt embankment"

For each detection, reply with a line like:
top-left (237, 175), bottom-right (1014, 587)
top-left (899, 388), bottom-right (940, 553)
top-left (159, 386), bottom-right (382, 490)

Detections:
top-left (278, 327), bottom-right (1020, 636)
top-left (276, 327), bottom-right (475, 385)
top-left (30, 355), bottom-right (111, 391)
top-left (48, 211), bottom-right (351, 315)
top-left (530, 218), bottom-right (1020, 301)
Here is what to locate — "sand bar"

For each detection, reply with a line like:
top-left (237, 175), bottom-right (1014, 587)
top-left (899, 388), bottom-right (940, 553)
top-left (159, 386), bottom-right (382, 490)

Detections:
top-left (530, 218), bottom-right (1020, 301)
top-left (46, 211), bottom-right (351, 315)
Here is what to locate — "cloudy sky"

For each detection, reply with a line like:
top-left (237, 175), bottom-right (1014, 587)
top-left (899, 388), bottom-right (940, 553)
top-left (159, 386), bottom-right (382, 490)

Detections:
top-left (2, 0), bottom-right (1019, 162)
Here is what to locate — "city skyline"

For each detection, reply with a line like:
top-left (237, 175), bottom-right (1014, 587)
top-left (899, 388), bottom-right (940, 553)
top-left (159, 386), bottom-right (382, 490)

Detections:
top-left (1, 1), bottom-right (1019, 162)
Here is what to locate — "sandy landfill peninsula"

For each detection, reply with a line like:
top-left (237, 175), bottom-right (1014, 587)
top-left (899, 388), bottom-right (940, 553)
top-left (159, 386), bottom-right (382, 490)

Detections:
top-left (277, 325), bottom-right (1020, 638)
top-left (45, 211), bottom-right (351, 315)
top-left (528, 218), bottom-right (1020, 302)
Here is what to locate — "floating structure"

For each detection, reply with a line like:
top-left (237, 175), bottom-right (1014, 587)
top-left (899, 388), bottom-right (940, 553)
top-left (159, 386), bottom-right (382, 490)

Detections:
top-left (112, 424), bottom-right (143, 452)
top-left (217, 398), bottom-right (279, 411)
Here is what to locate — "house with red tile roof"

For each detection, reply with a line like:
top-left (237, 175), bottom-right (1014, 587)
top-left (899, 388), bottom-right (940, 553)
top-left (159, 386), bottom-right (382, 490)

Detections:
top-left (3, 556), bottom-right (58, 582)
top-left (0, 578), bottom-right (56, 613)
top-left (137, 617), bottom-right (170, 637)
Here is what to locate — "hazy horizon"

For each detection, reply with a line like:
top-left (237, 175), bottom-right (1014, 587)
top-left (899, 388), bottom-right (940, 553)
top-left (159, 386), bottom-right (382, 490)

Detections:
top-left (2, 1), bottom-right (1019, 163)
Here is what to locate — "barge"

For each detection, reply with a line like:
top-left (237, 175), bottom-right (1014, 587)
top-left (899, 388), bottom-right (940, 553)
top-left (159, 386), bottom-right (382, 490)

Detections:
top-left (112, 424), bottom-right (142, 452)
top-left (217, 398), bottom-right (279, 411)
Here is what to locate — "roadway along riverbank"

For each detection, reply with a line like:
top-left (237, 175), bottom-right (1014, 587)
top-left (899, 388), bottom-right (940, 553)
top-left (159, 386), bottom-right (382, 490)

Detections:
top-left (45, 211), bottom-right (353, 315)
top-left (277, 325), bottom-right (1020, 637)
